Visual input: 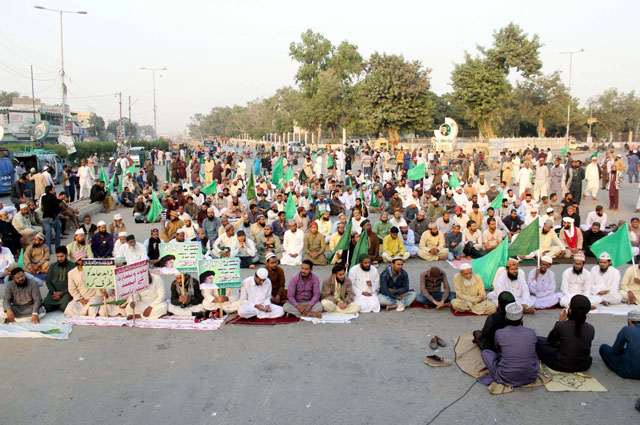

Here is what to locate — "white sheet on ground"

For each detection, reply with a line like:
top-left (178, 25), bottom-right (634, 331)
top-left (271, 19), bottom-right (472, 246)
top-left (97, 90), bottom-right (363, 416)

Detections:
top-left (0, 311), bottom-right (72, 340)
top-left (590, 304), bottom-right (640, 316)
top-left (300, 312), bottom-right (358, 324)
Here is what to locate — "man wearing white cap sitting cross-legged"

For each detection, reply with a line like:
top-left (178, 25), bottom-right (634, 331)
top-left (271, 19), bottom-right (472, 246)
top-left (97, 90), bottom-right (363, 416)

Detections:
top-left (560, 252), bottom-right (600, 308)
top-left (109, 214), bottom-right (126, 237)
top-left (237, 268), bottom-right (284, 319)
top-left (527, 256), bottom-right (562, 309)
top-left (589, 252), bottom-right (623, 306)
top-left (12, 203), bottom-right (42, 244)
top-left (66, 228), bottom-right (93, 259)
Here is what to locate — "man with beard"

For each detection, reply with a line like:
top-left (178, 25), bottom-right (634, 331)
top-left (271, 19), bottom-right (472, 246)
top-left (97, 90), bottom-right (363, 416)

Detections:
top-left (589, 252), bottom-right (622, 306)
top-left (67, 228), bottom-right (93, 259)
top-left (257, 225), bottom-right (281, 263)
top-left (170, 273), bottom-right (205, 316)
top-left (560, 252), bottom-right (599, 308)
top-left (451, 264), bottom-right (497, 315)
top-left (212, 224), bottom-right (237, 258)
top-left (329, 221), bottom-right (347, 265)
top-left (329, 191), bottom-right (346, 216)
top-left (503, 209), bottom-right (523, 240)
top-left (250, 214), bottom-right (266, 242)
top-left (527, 256), bottom-right (562, 309)
top-left (373, 212), bottom-right (392, 242)
top-left (64, 251), bottom-right (109, 317)
top-left (321, 264), bottom-right (360, 314)
top-left (43, 247), bottom-right (75, 312)
top-left (418, 223), bottom-right (448, 261)
top-left (119, 235), bottom-right (148, 265)
top-left (581, 205), bottom-right (607, 232)
top-left (1, 267), bottom-right (45, 323)
top-left (379, 257), bottom-right (416, 312)
top-left (409, 211), bottom-right (430, 242)
top-left (539, 220), bottom-right (565, 258)
top-left (91, 221), bottom-right (115, 258)
top-left (23, 233), bottom-right (50, 277)
top-left (237, 268), bottom-right (285, 319)
top-left (559, 217), bottom-right (583, 258)
top-left (565, 160), bottom-right (586, 204)
top-left (283, 260), bottom-right (323, 318)
top-left (550, 158), bottom-right (564, 195)
top-left (281, 221), bottom-right (305, 266)
top-left (426, 198), bottom-right (444, 221)
top-left (435, 210), bottom-right (454, 235)
top-left (265, 253), bottom-right (287, 305)
top-left (144, 228), bottom-right (162, 265)
top-left (303, 222), bottom-right (327, 265)
top-left (348, 254), bottom-right (381, 313)
top-left (583, 222), bottom-right (606, 257)
top-left (160, 210), bottom-right (184, 242)
top-left (445, 223), bottom-right (464, 260)
top-left (230, 230), bottom-right (258, 268)
top-left (418, 266), bottom-right (453, 309)
top-left (490, 258), bottom-right (535, 314)
top-left (202, 207), bottom-right (221, 243)
top-left (599, 310), bottom-right (640, 379)
top-left (315, 210), bottom-right (332, 243)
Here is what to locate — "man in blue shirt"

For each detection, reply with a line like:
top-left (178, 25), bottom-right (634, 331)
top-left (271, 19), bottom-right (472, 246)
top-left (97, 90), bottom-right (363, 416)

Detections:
top-left (379, 257), bottom-right (416, 312)
top-left (599, 310), bottom-right (640, 379)
top-left (91, 221), bottom-right (114, 258)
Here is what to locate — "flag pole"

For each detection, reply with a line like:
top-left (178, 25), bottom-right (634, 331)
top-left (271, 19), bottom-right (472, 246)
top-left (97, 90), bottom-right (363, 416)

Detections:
top-left (632, 255), bottom-right (638, 279)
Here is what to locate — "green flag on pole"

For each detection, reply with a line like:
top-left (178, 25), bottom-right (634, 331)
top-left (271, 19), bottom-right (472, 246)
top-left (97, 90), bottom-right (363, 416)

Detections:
top-left (369, 187), bottom-right (379, 207)
top-left (471, 237), bottom-right (509, 289)
top-left (126, 163), bottom-right (135, 176)
top-left (359, 186), bottom-right (365, 204)
top-left (348, 177), bottom-right (355, 191)
top-left (327, 212), bottom-right (353, 263)
top-left (185, 150), bottom-right (190, 166)
top-left (327, 155), bottom-right (334, 169)
top-left (589, 223), bottom-right (634, 267)
top-left (272, 156), bottom-right (284, 189)
top-left (246, 167), bottom-right (256, 201)
top-left (165, 163), bottom-right (170, 182)
top-left (285, 193), bottom-right (296, 220)
top-left (107, 174), bottom-right (116, 194)
top-left (589, 151), bottom-right (598, 160)
top-left (560, 146), bottom-right (569, 155)
top-left (307, 184), bottom-right (312, 201)
top-left (118, 174), bottom-right (123, 192)
top-left (146, 192), bottom-right (163, 223)
top-left (407, 162), bottom-right (426, 180)
top-left (284, 166), bottom-right (293, 183)
top-left (99, 166), bottom-right (108, 183)
top-left (18, 248), bottom-right (24, 269)
top-left (449, 173), bottom-right (461, 189)
top-left (201, 180), bottom-right (217, 196)
top-left (486, 191), bottom-right (504, 215)
top-left (508, 217), bottom-right (540, 257)
top-left (349, 229), bottom-right (369, 270)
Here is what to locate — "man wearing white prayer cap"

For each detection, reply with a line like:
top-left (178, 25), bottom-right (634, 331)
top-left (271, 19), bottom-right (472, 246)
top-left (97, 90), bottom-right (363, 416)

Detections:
top-left (66, 227), bottom-right (93, 259)
top-left (559, 251), bottom-right (600, 308)
top-left (451, 263), bottom-right (497, 315)
top-left (589, 251), bottom-right (623, 306)
top-left (527, 255), bottom-right (562, 309)
top-left (490, 257), bottom-right (535, 314)
top-left (236, 268), bottom-right (285, 319)
top-left (109, 214), bottom-right (126, 237)
top-left (559, 216), bottom-right (583, 258)
top-left (280, 220), bottom-right (304, 266)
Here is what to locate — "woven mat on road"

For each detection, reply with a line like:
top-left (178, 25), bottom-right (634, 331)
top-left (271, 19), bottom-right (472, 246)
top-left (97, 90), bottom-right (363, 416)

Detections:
top-left (225, 315), bottom-right (301, 326)
top-left (64, 315), bottom-right (223, 331)
top-left (543, 367), bottom-right (607, 392)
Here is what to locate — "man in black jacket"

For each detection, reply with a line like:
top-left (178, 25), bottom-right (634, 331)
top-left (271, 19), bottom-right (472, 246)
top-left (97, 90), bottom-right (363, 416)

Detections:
top-left (41, 185), bottom-right (62, 251)
top-left (10, 174), bottom-right (28, 209)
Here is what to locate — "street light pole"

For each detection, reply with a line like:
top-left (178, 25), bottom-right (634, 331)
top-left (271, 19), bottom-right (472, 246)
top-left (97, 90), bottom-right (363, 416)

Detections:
top-left (34, 6), bottom-right (87, 137)
top-left (560, 48), bottom-right (584, 144)
top-left (140, 67), bottom-right (167, 138)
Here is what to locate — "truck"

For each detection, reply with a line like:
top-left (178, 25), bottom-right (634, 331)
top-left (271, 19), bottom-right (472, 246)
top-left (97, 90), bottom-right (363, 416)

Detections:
top-left (12, 149), bottom-right (67, 184)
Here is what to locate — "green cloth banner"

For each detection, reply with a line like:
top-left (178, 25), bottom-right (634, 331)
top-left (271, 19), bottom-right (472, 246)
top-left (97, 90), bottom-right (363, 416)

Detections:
top-left (471, 237), bottom-right (509, 289)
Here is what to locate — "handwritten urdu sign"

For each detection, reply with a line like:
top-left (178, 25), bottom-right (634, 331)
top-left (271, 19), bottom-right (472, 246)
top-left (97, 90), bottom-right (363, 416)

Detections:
top-left (114, 259), bottom-right (150, 301)
top-left (83, 258), bottom-right (116, 289)
top-left (198, 258), bottom-right (241, 290)
top-left (159, 242), bottom-right (202, 272)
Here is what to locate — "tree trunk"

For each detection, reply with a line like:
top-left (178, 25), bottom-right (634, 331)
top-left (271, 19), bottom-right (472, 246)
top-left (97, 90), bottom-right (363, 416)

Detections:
top-left (537, 113), bottom-right (546, 137)
top-left (479, 119), bottom-right (495, 139)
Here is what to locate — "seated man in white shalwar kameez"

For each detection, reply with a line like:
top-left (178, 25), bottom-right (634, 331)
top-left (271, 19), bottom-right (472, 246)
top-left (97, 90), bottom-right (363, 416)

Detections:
top-left (589, 252), bottom-right (623, 306)
top-left (489, 258), bottom-right (535, 314)
top-left (200, 270), bottom-right (242, 313)
top-left (125, 273), bottom-right (168, 320)
top-left (118, 235), bottom-right (148, 266)
top-left (348, 254), bottom-right (381, 313)
top-left (280, 220), bottom-right (305, 266)
top-left (237, 268), bottom-right (284, 319)
top-left (559, 252), bottom-right (600, 308)
top-left (527, 255), bottom-right (562, 309)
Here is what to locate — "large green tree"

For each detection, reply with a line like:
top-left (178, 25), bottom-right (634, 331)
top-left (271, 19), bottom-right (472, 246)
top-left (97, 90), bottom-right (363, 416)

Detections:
top-left (451, 23), bottom-right (542, 138)
top-left (357, 53), bottom-right (432, 140)
top-left (0, 91), bottom-right (19, 107)
top-left (589, 89), bottom-right (640, 141)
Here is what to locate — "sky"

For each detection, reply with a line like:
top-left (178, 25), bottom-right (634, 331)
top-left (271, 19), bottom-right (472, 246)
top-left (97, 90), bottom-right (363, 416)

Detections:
top-left (1, 0), bottom-right (639, 135)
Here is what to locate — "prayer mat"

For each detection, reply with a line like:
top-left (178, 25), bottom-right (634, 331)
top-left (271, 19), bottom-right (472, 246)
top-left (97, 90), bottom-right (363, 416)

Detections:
top-left (226, 315), bottom-right (301, 326)
top-left (64, 316), bottom-right (223, 331)
top-left (446, 258), bottom-right (472, 269)
top-left (450, 306), bottom-right (489, 317)
top-left (300, 312), bottom-right (358, 324)
top-left (486, 372), bottom-right (550, 395)
top-left (0, 311), bottom-right (72, 340)
top-left (535, 305), bottom-right (562, 311)
top-left (454, 331), bottom-right (488, 379)
top-left (552, 256), bottom-right (598, 265)
top-left (543, 367), bottom-right (607, 392)
top-left (590, 304), bottom-right (640, 316)
top-left (409, 301), bottom-right (435, 310)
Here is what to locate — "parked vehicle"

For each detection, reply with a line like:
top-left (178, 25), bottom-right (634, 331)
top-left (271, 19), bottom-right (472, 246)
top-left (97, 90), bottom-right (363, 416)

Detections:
top-left (0, 148), bottom-right (15, 195)
top-left (128, 147), bottom-right (145, 166)
top-left (12, 149), bottom-right (66, 184)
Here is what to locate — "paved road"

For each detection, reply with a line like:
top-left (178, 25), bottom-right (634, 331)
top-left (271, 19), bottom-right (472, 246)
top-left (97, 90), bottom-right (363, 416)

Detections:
top-left (1, 152), bottom-right (639, 425)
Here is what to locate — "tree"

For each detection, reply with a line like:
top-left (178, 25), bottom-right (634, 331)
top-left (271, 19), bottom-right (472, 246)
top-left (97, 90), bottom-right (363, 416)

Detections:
top-left (87, 114), bottom-right (106, 139)
top-left (0, 91), bottom-right (19, 107)
top-left (107, 119), bottom-right (138, 140)
top-left (289, 30), bottom-right (335, 98)
top-left (451, 23), bottom-right (542, 138)
top-left (357, 53), bottom-right (432, 141)
top-left (589, 89), bottom-right (640, 141)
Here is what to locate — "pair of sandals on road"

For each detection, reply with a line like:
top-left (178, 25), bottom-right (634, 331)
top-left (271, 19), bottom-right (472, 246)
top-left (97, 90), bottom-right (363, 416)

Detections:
top-left (424, 335), bottom-right (452, 367)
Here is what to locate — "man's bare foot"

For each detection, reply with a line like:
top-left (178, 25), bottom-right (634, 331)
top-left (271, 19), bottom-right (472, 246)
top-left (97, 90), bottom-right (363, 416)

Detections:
top-left (249, 264), bottom-right (255, 269)
top-left (309, 312), bottom-right (322, 318)
top-left (386, 304), bottom-right (398, 311)
top-left (524, 308), bottom-right (536, 314)
top-left (601, 301), bottom-right (610, 307)
top-left (591, 305), bottom-right (597, 310)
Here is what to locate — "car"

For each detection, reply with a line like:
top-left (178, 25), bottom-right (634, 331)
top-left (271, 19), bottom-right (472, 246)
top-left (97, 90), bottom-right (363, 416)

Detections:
top-left (569, 141), bottom-right (589, 151)
top-left (128, 147), bottom-right (145, 166)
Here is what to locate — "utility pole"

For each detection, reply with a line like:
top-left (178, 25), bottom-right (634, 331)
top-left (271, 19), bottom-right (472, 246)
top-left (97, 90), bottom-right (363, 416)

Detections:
top-left (140, 66), bottom-right (167, 138)
top-left (560, 48), bottom-right (584, 144)
top-left (128, 95), bottom-right (131, 121)
top-left (30, 65), bottom-right (36, 124)
top-left (118, 92), bottom-right (122, 125)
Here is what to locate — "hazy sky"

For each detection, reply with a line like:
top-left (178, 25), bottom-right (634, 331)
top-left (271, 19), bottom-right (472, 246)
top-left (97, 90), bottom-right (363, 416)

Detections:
top-left (2, 0), bottom-right (639, 135)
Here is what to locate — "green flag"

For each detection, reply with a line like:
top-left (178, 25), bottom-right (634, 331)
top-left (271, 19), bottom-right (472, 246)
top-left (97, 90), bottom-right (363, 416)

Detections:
top-left (146, 192), bottom-right (163, 223)
top-left (126, 163), bottom-right (135, 176)
top-left (307, 184), bottom-right (312, 201)
top-left (407, 162), bottom-right (426, 180)
top-left (200, 171), bottom-right (205, 180)
top-left (359, 187), bottom-right (365, 204)
top-left (118, 174), bottom-right (123, 192)
top-left (285, 193), bottom-right (296, 221)
top-left (471, 237), bottom-right (509, 289)
top-left (590, 223), bottom-right (633, 267)
top-left (449, 173), bottom-right (461, 189)
top-left (348, 177), bottom-right (355, 191)
top-left (201, 180), bottom-right (217, 196)
top-left (369, 187), bottom-right (379, 207)
top-left (107, 173), bottom-right (116, 194)
top-left (185, 150), bottom-right (191, 166)
top-left (327, 155), bottom-right (334, 169)
top-left (560, 146), bottom-right (568, 155)
top-left (486, 191), bottom-right (504, 215)
top-left (350, 228), bottom-right (369, 269)
top-left (284, 166), bottom-right (293, 183)
top-left (508, 217), bottom-right (540, 257)
top-left (327, 212), bottom-right (353, 263)
top-left (165, 163), bottom-right (170, 182)
top-left (589, 151), bottom-right (598, 160)
top-left (272, 156), bottom-right (284, 189)
top-left (18, 248), bottom-right (24, 269)
top-left (246, 167), bottom-right (256, 201)
top-left (99, 167), bottom-right (108, 183)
